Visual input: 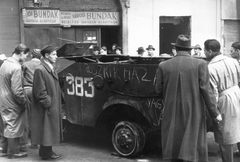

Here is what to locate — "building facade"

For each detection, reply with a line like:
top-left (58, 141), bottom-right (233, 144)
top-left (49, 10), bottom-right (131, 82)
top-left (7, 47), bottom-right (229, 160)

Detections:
top-left (0, 0), bottom-right (239, 56)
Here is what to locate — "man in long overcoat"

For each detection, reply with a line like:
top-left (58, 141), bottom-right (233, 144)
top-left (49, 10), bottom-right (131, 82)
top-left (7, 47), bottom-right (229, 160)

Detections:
top-left (0, 44), bottom-right (29, 159)
top-left (155, 35), bottom-right (222, 162)
top-left (204, 39), bottom-right (240, 162)
top-left (31, 45), bottom-right (63, 160)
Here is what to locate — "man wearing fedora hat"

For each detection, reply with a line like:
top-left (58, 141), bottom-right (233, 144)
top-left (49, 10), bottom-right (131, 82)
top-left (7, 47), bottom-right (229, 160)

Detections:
top-left (146, 45), bottom-right (155, 57)
top-left (193, 44), bottom-right (203, 57)
top-left (137, 47), bottom-right (145, 56)
top-left (155, 34), bottom-right (222, 162)
top-left (22, 49), bottom-right (42, 149)
top-left (31, 45), bottom-right (62, 160)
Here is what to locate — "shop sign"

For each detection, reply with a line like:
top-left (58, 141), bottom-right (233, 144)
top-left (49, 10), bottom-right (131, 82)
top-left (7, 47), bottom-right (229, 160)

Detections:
top-left (60, 11), bottom-right (120, 26)
top-left (22, 9), bottom-right (120, 26)
top-left (22, 8), bottom-right (60, 25)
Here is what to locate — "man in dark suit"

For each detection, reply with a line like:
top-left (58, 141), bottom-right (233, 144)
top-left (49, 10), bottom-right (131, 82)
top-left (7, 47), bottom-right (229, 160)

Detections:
top-left (155, 35), bottom-right (222, 162)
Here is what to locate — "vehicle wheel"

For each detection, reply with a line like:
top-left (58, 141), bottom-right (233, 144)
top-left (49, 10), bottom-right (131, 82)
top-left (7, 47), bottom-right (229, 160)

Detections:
top-left (133, 123), bottom-right (146, 153)
top-left (112, 121), bottom-right (146, 157)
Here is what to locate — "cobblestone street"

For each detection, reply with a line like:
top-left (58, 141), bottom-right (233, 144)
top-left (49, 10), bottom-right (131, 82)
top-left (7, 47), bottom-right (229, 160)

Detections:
top-left (0, 128), bottom-right (239, 162)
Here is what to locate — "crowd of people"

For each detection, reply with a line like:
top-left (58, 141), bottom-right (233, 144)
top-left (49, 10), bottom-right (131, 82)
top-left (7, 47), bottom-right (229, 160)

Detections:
top-left (0, 35), bottom-right (240, 162)
top-left (89, 44), bottom-right (122, 55)
top-left (155, 34), bottom-right (240, 162)
top-left (0, 44), bottom-right (62, 160)
top-left (90, 43), bottom-right (157, 56)
top-left (136, 43), bottom-right (206, 58)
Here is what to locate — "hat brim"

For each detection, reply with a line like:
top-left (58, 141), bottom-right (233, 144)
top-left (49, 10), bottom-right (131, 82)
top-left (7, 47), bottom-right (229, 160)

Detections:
top-left (41, 47), bottom-right (59, 55)
top-left (146, 48), bottom-right (155, 50)
top-left (194, 47), bottom-right (202, 50)
top-left (137, 50), bottom-right (145, 52)
top-left (171, 43), bottom-right (193, 49)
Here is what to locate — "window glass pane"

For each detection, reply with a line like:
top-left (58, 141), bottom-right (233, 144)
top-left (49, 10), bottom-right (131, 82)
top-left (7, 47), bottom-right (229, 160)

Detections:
top-left (83, 30), bottom-right (97, 43)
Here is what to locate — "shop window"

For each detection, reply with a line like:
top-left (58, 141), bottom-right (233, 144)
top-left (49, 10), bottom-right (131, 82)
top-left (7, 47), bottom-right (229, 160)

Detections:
top-left (83, 30), bottom-right (97, 43)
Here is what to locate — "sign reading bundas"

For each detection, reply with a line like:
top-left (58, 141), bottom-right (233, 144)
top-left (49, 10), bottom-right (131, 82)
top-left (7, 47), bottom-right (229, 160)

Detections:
top-left (22, 8), bottom-right (120, 26)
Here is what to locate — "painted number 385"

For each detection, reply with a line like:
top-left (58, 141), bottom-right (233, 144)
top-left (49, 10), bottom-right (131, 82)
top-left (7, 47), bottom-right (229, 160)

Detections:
top-left (66, 74), bottom-right (94, 98)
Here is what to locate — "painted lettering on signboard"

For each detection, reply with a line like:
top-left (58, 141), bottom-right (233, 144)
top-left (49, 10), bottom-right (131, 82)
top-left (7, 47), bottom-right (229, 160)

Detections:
top-left (22, 9), bottom-right (119, 26)
top-left (23, 9), bottom-right (60, 24)
top-left (60, 11), bottom-right (120, 26)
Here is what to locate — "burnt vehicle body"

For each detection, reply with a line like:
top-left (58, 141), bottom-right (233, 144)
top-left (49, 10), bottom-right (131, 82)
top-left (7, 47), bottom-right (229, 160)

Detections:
top-left (57, 43), bottom-right (171, 157)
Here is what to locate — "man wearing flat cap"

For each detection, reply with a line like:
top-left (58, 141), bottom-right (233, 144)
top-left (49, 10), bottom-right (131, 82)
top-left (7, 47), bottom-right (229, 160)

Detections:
top-left (0, 43), bottom-right (30, 159)
top-left (22, 49), bottom-right (42, 149)
top-left (155, 34), bottom-right (222, 162)
top-left (31, 45), bottom-right (63, 160)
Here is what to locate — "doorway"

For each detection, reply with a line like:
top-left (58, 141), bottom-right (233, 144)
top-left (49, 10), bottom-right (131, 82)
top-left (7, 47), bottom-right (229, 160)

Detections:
top-left (223, 20), bottom-right (240, 54)
top-left (101, 26), bottom-right (120, 53)
top-left (160, 16), bottom-right (191, 54)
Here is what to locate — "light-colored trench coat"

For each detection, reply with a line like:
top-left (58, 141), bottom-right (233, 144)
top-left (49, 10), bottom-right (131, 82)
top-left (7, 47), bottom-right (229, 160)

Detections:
top-left (31, 60), bottom-right (62, 146)
top-left (0, 57), bottom-right (28, 138)
top-left (208, 54), bottom-right (240, 145)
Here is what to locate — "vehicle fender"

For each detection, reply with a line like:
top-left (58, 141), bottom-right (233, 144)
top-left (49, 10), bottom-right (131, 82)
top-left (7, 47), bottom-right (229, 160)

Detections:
top-left (101, 95), bottom-right (162, 128)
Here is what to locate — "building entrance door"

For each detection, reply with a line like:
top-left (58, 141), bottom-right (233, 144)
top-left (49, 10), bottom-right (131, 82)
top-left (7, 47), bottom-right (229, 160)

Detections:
top-left (160, 16), bottom-right (191, 55)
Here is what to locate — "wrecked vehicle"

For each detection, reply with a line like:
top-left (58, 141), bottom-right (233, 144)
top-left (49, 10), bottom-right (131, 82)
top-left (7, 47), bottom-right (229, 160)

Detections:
top-left (57, 43), bottom-right (171, 157)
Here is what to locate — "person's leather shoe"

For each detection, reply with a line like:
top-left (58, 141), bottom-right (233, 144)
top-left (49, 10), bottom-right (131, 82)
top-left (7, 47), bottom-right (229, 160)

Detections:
top-left (20, 145), bottom-right (27, 152)
top-left (8, 152), bottom-right (28, 159)
top-left (42, 153), bottom-right (62, 160)
top-left (29, 144), bottom-right (38, 149)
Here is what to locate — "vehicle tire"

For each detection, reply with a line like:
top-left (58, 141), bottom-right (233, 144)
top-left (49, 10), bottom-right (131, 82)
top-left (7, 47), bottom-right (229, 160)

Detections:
top-left (112, 121), bottom-right (146, 157)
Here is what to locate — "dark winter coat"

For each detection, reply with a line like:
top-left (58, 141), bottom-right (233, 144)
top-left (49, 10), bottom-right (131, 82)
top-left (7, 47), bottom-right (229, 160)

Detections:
top-left (31, 60), bottom-right (62, 146)
top-left (155, 51), bottom-right (220, 162)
